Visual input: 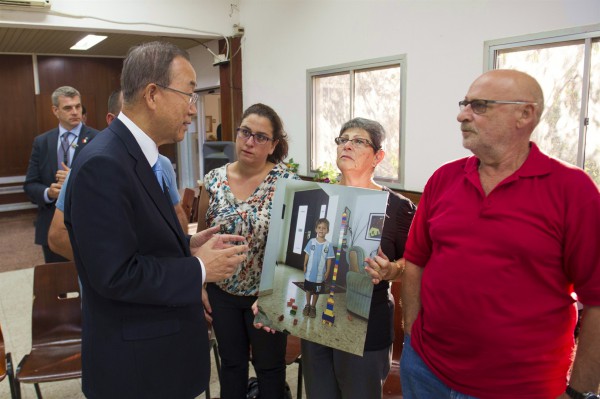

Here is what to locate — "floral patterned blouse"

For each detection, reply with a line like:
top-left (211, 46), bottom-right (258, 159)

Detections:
top-left (203, 162), bottom-right (300, 296)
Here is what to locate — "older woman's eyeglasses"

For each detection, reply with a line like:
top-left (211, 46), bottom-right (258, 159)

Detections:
top-left (155, 84), bottom-right (199, 105)
top-left (334, 136), bottom-right (376, 150)
top-left (236, 127), bottom-right (274, 145)
top-left (458, 99), bottom-right (537, 115)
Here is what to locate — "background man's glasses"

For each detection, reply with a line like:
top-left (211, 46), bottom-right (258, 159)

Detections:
top-left (236, 127), bottom-right (274, 145)
top-left (459, 99), bottom-right (537, 115)
top-left (155, 83), bottom-right (199, 105)
top-left (334, 136), bottom-right (377, 150)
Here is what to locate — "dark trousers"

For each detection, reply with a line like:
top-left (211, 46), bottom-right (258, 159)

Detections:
top-left (207, 283), bottom-right (287, 399)
top-left (301, 339), bottom-right (391, 399)
top-left (42, 244), bottom-right (69, 263)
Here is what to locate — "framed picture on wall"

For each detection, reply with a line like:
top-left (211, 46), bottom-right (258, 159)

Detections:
top-left (365, 213), bottom-right (384, 240)
top-left (205, 116), bottom-right (213, 133)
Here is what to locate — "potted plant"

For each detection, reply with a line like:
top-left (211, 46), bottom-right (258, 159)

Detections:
top-left (313, 162), bottom-right (339, 184)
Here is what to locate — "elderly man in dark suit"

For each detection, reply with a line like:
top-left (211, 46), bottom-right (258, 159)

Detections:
top-left (64, 41), bottom-right (248, 399)
top-left (24, 86), bottom-right (99, 262)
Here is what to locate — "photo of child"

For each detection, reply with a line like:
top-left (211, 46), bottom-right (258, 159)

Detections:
top-left (257, 179), bottom-right (389, 355)
top-left (302, 218), bottom-right (335, 318)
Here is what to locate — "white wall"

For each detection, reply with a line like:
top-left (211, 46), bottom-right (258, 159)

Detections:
top-left (0, 0), bottom-right (238, 40)
top-left (188, 40), bottom-right (221, 90)
top-left (238, 0), bottom-right (600, 191)
top-left (3, 0), bottom-right (599, 191)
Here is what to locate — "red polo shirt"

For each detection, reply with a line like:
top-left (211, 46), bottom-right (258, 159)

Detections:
top-left (405, 143), bottom-right (600, 399)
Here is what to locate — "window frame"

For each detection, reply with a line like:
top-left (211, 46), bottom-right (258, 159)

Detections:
top-left (306, 54), bottom-right (407, 188)
top-left (484, 23), bottom-right (600, 170)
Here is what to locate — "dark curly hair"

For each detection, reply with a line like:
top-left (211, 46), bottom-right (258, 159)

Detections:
top-left (241, 103), bottom-right (289, 164)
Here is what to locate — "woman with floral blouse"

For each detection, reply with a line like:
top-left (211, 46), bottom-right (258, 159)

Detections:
top-left (198, 103), bottom-right (299, 399)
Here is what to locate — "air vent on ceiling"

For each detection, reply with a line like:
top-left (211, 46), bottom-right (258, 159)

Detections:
top-left (0, 0), bottom-right (51, 9)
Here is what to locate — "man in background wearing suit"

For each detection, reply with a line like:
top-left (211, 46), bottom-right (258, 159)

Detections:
top-left (64, 41), bottom-right (248, 399)
top-left (24, 86), bottom-right (99, 262)
top-left (49, 89), bottom-right (190, 259)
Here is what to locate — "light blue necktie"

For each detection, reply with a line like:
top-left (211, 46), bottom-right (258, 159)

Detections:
top-left (152, 160), bottom-right (164, 192)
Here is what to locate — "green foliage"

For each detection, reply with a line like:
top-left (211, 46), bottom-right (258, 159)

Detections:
top-left (285, 158), bottom-right (299, 173)
top-left (313, 162), bottom-right (339, 184)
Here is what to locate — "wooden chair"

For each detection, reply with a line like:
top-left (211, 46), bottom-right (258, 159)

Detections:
top-left (0, 323), bottom-right (17, 399)
top-left (204, 322), bottom-right (221, 399)
top-left (181, 188), bottom-right (197, 222)
top-left (190, 186), bottom-right (202, 224)
top-left (382, 281), bottom-right (403, 398)
top-left (15, 261), bottom-right (82, 399)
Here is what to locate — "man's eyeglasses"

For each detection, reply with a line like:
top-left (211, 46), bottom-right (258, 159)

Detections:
top-left (236, 127), bottom-right (275, 145)
top-left (155, 84), bottom-right (199, 105)
top-left (334, 136), bottom-right (377, 150)
top-left (459, 99), bottom-right (537, 115)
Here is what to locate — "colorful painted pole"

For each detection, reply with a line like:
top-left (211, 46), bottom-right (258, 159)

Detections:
top-left (322, 210), bottom-right (349, 326)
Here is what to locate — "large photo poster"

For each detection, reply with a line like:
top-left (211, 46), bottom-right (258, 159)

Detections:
top-left (257, 179), bottom-right (389, 355)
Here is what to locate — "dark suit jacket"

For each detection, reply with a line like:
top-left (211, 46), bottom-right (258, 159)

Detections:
top-left (23, 125), bottom-right (99, 246)
top-left (64, 119), bottom-right (209, 399)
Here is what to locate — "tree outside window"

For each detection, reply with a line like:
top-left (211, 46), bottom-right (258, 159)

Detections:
top-left (489, 29), bottom-right (600, 185)
top-left (309, 56), bottom-right (405, 185)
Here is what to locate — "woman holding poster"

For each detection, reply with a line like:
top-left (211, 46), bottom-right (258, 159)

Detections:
top-left (301, 117), bottom-right (416, 399)
top-left (198, 103), bottom-right (299, 399)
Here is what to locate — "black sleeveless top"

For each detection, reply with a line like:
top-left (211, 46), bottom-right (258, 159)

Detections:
top-left (364, 187), bottom-right (416, 351)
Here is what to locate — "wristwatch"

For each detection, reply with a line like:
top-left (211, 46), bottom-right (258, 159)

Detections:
top-left (566, 385), bottom-right (600, 399)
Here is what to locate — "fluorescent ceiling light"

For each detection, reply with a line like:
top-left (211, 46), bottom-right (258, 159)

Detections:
top-left (70, 34), bottom-right (107, 50)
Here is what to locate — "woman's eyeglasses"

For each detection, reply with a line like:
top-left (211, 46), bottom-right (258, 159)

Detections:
top-left (236, 127), bottom-right (274, 145)
top-left (334, 136), bottom-right (377, 150)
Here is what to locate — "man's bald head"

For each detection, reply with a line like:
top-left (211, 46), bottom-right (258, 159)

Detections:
top-left (472, 69), bottom-right (544, 126)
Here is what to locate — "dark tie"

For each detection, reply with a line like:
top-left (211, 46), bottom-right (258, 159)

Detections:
top-left (152, 160), bottom-right (165, 191)
top-left (57, 132), bottom-right (73, 170)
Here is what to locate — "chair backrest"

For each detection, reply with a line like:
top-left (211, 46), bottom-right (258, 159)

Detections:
top-left (181, 188), bottom-right (196, 222)
top-left (390, 281), bottom-right (404, 361)
top-left (346, 246), bottom-right (366, 273)
top-left (31, 262), bottom-right (82, 347)
top-left (284, 335), bottom-right (301, 365)
top-left (195, 186), bottom-right (205, 233)
top-left (190, 188), bottom-right (200, 224)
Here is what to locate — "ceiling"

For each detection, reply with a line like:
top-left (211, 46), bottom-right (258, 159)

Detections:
top-left (0, 27), bottom-right (209, 57)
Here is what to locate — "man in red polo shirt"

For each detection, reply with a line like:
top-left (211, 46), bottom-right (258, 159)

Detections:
top-left (401, 70), bottom-right (600, 399)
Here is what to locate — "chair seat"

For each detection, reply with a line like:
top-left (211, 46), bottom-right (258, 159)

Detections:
top-left (17, 341), bottom-right (81, 383)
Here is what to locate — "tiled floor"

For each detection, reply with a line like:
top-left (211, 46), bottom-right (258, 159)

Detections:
top-left (258, 264), bottom-right (369, 356)
top-left (0, 268), bottom-right (305, 399)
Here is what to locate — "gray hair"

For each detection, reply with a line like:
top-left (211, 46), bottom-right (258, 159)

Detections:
top-left (121, 41), bottom-right (190, 104)
top-left (339, 117), bottom-right (386, 151)
top-left (51, 86), bottom-right (81, 107)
